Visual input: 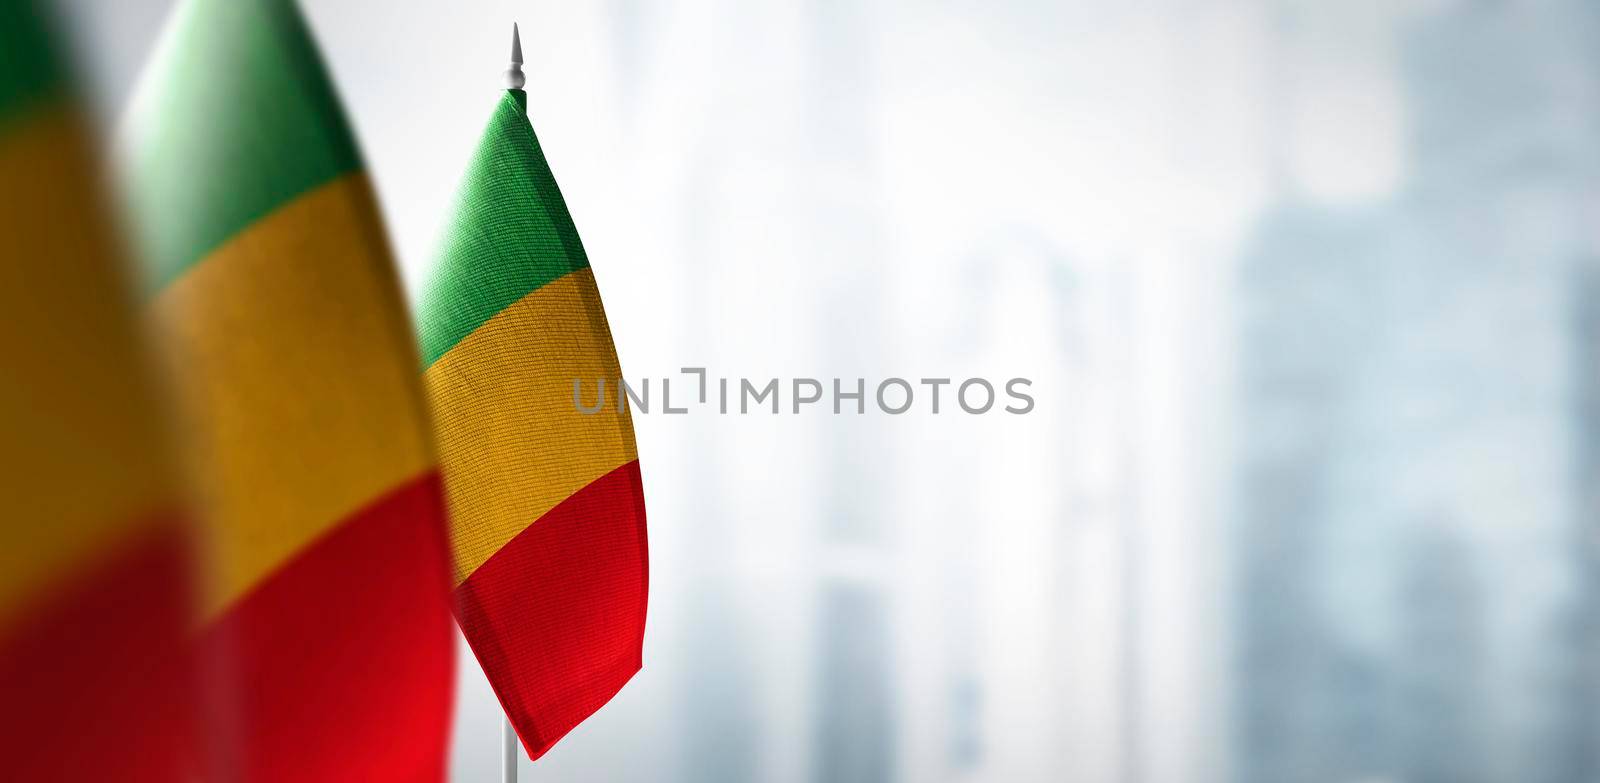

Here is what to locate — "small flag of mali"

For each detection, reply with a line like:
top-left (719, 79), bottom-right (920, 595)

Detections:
top-left (0, 2), bottom-right (194, 780)
top-left (125, 0), bottom-right (454, 779)
top-left (417, 42), bottom-right (649, 760)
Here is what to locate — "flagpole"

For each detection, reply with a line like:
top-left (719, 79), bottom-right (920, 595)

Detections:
top-left (502, 714), bottom-right (519, 783)
top-left (499, 24), bottom-right (526, 783)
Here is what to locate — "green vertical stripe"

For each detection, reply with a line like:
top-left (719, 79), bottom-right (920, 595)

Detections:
top-left (416, 90), bottom-right (591, 369)
top-left (0, 0), bottom-right (66, 127)
top-left (126, 0), bottom-right (362, 292)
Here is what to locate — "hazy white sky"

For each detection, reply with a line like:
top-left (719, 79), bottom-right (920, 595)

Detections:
top-left (51, 1), bottom-right (1418, 780)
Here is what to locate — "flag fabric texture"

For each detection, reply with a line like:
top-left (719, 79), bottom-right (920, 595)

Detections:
top-left (125, 0), bottom-right (454, 779)
top-left (0, 2), bottom-right (194, 779)
top-left (418, 88), bottom-right (649, 760)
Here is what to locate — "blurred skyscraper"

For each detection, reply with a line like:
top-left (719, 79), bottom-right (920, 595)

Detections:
top-left (804, 2), bottom-right (898, 782)
top-left (1561, 260), bottom-right (1600, 782)
top-left (948, 232), bottom-right (1088, 783)
top-left (1233, 1), bottom-right (1600, 781)
top-left (1233, 199), bottom-right (1394, 783)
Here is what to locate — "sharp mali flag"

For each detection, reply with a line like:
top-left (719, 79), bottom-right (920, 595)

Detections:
top-left (0, 2), bottom-right (194, 779)
top-left (125, 0), bottom-right (453, 779)
top-left (418, 43), bottom-right (649, 760)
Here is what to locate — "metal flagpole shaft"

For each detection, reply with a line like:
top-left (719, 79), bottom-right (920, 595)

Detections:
top-left (502, 714), bottom-right (519, 783)
top-left (500, 24), bottom-right (525, 783)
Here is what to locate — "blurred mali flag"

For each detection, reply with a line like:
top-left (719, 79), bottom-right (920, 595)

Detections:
top-left (125, 0), bottom-right (454, 779)
top-left (418, 81), bottom-right (649, 759)
top-left (0, 1), bottom-right (194, 779)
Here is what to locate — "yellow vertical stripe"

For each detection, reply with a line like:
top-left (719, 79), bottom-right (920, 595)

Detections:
top-left (151, 173), bottom-right (433, 617)
top-left (423, 269), bottom-right (638, 585)
top-left (0, 107), bottom-right (176, 624)
top-left (0, 109), bottom-right (176, 621)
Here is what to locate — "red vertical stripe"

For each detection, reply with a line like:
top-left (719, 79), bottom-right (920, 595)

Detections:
top-left (0, 517), bottom-right (194, 782)
top-left (201, 473), bottom-right (455, 782)
top-left (455, 460), bottom-right (649, 759)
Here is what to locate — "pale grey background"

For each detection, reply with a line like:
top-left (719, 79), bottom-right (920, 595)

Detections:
top-left (48, 1), bottom-right (1600, 781)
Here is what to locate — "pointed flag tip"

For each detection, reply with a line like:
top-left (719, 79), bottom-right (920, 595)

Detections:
top-left (505, 23), bottom-right (526, 90)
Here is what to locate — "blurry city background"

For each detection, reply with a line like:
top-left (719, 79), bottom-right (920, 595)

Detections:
top-left (47, 0), bottom-right (1600, 780)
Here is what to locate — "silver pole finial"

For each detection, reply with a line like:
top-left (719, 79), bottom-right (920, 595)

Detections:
top-left (505, 23), bottom-right (525, 90)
